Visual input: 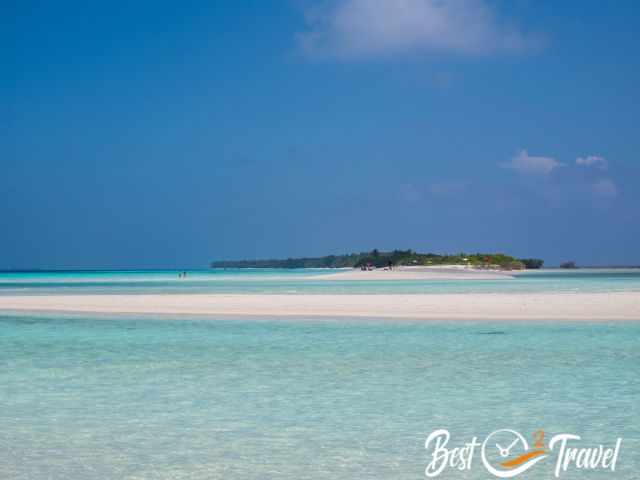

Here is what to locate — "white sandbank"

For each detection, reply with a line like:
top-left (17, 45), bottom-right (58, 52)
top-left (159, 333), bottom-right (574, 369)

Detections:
top-left (0, 292), bottom-right (638, 321)
top-left (310, 266), bottom-right (515, 281)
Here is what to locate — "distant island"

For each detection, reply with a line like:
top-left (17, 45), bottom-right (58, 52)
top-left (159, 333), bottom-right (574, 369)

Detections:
top-left (211, 250), bottom-right (544, 270)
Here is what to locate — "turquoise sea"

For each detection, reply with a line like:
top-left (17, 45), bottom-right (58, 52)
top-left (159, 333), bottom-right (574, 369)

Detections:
top-left (2, 267), bottom-right (640, 295)
top-left (1, 269), bottom-right (639, 479)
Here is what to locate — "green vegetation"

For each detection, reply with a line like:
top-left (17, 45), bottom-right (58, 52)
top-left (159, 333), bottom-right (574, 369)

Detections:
top-left (560, 261), bottom-right (577, 269)
top-left (211, 250), bottom-right (544, 270)
top-left (519, 258), bottom-right (545, 269)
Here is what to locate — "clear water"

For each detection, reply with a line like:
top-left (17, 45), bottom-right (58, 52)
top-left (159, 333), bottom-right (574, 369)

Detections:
top-left (1, 270), bottom-right (639, 478)
top-left (2, 268), bottom-right (640, 295)
top-left (1, 314), bottom-right (639, 479)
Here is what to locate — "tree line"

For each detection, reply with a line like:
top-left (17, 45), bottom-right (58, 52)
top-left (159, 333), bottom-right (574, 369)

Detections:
top-left (211, 250), bottom-right (544, 270)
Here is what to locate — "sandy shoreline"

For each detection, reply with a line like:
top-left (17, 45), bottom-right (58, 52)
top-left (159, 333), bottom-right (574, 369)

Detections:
top-left (309, 266), bottom-right (515, 281)
top-left (0, 292), bottom-right (638, 320)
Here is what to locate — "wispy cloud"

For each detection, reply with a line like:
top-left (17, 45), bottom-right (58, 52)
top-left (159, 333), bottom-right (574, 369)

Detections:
top-left (592, 178), bottom-right (618, 198)
top-left (399, 179), bottom-right (470, 203)
top-left (297, 0), bottom-right (543, 59)
top-left (428, 180), bottom-right (469, 197)
top-left (500, 149), bottom-right (621, 204)
top-left (500, 149), bottom-right (562, 175)
top-left (576, 155), bottom-right (608, 170)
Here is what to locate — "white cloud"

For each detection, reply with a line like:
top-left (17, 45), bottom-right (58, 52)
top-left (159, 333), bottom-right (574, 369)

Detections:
top-left (297, 0), bottom-right (541, 59)
top-left (576, 155), bottom-right (608, 170)
top-left (592, 178), bottom-right (618, 198)
top-left (500, 149), bottom-right (562, 175)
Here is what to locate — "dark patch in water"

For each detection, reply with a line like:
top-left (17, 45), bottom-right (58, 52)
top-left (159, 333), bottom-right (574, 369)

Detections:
top-left (477, 331), bottom-right (507, 335)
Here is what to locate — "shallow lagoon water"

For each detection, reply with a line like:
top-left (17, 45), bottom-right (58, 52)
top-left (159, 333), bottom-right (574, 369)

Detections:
top-left (2, 268), bottom-right (640, 295)
top-left (1, 314), bottom-right (639, 479)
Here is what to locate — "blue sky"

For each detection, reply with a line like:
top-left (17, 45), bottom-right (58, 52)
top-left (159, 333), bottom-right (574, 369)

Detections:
top-left (4, 0), bottom-right (640, 268)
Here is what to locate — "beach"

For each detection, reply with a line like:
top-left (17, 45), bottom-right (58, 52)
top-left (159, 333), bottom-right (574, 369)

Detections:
top-left (1, 291), bottom-right (638, 320)
top-left (1, 268), bottom-right (639, 321)
top-left (309, 266), bottom-right (516, 281)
